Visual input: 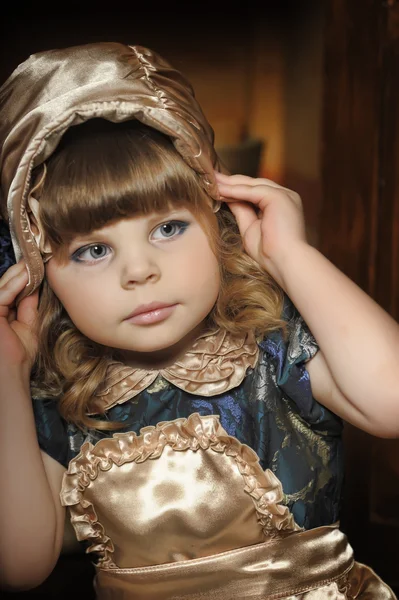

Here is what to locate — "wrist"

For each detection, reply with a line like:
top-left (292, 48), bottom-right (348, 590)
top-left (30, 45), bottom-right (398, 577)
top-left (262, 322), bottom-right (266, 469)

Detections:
top-left (266, 240), bottom-right (313, 292)
top-left (0, 363), bottom-right (32, 393)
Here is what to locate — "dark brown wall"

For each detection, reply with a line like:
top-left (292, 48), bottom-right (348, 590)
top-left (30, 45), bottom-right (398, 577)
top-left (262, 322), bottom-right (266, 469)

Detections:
top-left (321, 0), bottom-right (399, 593)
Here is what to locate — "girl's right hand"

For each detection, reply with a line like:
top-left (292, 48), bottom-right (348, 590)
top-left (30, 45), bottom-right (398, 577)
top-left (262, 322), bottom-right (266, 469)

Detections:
top-left (0, 261), bottom-right (39, 374)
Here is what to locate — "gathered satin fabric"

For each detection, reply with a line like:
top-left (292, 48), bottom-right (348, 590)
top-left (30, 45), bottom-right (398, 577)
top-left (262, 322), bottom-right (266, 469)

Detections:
top-left (94, 532), bottom-right (393, 600)
top-left (88, 329), bottom-right (259, 413)
top-left (60, 414), bottom-right (396, 599)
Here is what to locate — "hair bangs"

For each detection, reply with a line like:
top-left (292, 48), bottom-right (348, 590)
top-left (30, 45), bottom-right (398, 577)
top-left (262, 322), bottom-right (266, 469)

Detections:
top-left (36, 119), bottom-right (211, 255)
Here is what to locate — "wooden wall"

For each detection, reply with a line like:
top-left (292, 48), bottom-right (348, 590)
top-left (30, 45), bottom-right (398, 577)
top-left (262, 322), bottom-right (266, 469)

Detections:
top-left (321, 0), bottom-right (399, 593)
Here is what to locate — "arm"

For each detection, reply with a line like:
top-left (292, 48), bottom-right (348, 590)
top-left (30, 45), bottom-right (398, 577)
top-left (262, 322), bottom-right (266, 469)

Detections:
top-left (215, 172), bottom-right (399, 438)
top-left (0, 262), bottom-right (66, 590)
top-left (281, 244), bottom-right (399, 438)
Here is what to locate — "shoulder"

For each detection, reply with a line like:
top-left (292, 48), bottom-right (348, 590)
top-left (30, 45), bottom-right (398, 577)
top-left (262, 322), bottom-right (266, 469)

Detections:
top-left (259, 294), bottom-right (319, 375)
top-left (256, 296), bottom-right (342, 434)
top-left (32, 396), bottom-right (70, 468)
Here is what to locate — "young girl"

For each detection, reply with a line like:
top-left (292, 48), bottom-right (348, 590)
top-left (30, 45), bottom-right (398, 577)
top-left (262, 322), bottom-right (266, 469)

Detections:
top-left (0, 43), bottom-right (398, 599)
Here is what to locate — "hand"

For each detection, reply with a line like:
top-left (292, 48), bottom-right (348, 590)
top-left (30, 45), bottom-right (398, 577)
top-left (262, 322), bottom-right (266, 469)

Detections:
top-left (215, 172), bottom-right (307, 289)
top-left (0, 261), bottom-right (39, 375)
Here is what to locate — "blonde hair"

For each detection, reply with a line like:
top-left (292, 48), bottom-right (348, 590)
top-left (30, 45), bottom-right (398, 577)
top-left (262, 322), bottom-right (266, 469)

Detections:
top-left (31, 119), bottom-right (284, 429)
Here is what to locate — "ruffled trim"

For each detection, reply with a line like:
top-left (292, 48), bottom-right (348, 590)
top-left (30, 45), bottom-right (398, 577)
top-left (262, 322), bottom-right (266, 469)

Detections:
top-left (61, 413), bottom-right (300, 569)
top-left (87, 329), bottom-right (259, 414)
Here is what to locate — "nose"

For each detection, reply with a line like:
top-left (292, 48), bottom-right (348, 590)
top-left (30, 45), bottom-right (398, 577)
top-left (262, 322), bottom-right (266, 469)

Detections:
top-left (120, 251), bottom-right (161, 289)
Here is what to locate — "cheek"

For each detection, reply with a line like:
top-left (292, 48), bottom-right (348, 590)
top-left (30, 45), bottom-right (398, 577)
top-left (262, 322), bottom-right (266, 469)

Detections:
top-left (45, 264), bottom-right (107, 325)
top-left (45, 263), bottom-right (71, 307)
top-left (177, 243), bottom-right (220, 299)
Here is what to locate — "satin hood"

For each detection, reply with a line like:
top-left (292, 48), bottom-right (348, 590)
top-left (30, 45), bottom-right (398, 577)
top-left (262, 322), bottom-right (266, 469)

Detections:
top-left (0, 43), bottom-right (221, 299)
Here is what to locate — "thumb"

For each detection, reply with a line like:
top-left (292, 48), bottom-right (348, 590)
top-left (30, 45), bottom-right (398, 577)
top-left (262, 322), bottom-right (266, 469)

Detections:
top-left (227, 201), bottom-right (258, 238)
top-left (17, 289), bottom-right (39, 329)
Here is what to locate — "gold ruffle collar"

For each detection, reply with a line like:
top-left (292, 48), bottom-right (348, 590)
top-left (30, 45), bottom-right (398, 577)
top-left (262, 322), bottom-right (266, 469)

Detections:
top-left (88, 329), bottom-right (259, 414)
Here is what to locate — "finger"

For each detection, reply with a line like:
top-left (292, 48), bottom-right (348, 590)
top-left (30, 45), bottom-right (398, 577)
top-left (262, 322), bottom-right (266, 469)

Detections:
top-left (7, 308), bottom-right (17, 323)
top-left (17, 289), bottom-right (39, 329)
top-left (215, 171), bottom-right (286, 191)
top-left (0, 267), bottom-right (28, 298)
top-left (218, 182), bottom-right (287, 211)
top-left (228, 201), bottom-right (259, 236)
top-left (0, 268), bottom-right (29, 316)
top-left (215, 171), bottom-right (300, 201)
top-left (0, 260), bottom-right (26, 288)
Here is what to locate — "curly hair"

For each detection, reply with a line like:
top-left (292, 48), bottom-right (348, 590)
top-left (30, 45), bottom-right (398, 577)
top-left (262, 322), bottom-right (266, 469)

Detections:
top-left (31, 119), bottom-right (284, 430)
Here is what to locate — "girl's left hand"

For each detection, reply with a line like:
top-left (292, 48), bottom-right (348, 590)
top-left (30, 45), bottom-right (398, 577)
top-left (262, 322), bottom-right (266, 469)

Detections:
top-left (215, 172), bottom-right (307, 289)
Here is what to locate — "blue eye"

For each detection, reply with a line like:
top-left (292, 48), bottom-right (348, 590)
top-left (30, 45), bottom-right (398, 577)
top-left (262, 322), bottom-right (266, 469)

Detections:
top-left (151, 220), bottom-right (189, 241)
top-left (71, 244), bottom-right (110, 263)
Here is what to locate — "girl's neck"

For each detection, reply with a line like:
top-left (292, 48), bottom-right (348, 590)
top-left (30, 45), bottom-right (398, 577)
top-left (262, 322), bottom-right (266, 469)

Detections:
top-left (120, 320), bottom-right (208, 370)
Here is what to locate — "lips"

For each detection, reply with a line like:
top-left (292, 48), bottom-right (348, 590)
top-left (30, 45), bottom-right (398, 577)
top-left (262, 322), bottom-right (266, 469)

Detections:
top-left (125, 302), bottom-right (175, 320)
top-left (124, 302), bottom-right (178, 326)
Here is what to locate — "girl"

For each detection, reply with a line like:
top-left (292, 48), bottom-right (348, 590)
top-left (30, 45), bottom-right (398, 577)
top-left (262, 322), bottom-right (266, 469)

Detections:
top-left (0, 43), bottom-right (398, 599)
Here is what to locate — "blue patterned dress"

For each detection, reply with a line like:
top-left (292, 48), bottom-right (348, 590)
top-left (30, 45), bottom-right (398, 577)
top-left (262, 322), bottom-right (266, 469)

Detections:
top-left (33, 299), bottom-right (343, 531)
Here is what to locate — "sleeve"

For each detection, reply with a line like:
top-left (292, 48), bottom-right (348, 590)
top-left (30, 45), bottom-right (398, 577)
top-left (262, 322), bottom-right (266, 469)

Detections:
top-left (32, 397), bottom-right (70, 468)
top-left (0, 219), bottom-right (16, 277)
top-left (260, 295), bottom-right (342, 433)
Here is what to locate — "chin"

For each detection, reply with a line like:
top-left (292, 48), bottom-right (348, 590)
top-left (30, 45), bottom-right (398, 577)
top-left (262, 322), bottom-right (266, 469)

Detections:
top-left (128, 341), bottom-right (175, 354)
top-left (134, 335), bottom-right (187, 354)
top-left (120, 328), bottom-right (191, 355)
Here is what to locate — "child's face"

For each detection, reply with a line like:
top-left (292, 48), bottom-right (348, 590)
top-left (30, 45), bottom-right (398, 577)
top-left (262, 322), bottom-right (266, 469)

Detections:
top-left (45, 207), bottom-right (220, 361)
